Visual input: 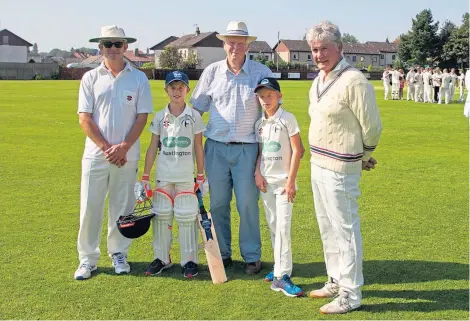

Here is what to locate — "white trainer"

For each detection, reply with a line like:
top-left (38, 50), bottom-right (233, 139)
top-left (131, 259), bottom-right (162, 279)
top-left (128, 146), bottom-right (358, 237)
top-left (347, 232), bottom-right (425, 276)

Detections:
top-left (308, 278), bottom-right (339, 298)
top-left (74, 263), bottom-right (97, 280)
top-left (319, 291), bottom-right (360, 314)
top-left (111, 252), bottom-right (130, 274)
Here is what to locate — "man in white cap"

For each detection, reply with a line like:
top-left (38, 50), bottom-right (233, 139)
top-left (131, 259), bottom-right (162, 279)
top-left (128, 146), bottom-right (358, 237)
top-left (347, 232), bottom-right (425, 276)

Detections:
top-left (74, 25), bottom-right (154, 280)
top-left (190, 21), bottom-right (273, 275)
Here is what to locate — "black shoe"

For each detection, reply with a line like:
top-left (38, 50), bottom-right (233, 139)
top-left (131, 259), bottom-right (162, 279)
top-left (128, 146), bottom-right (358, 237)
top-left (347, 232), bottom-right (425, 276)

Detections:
top-left (182, 261), bottom-right (198, 278)
top-left (245, 260), bottom-right (262, 274)
top-left (145, 258), bottom-right (172, 276)
top-left (223, 257), bottom-right (233, 268)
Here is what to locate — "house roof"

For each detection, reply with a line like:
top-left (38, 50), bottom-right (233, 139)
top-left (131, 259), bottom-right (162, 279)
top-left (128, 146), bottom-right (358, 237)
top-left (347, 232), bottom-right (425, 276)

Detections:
top-left (0, 29), bottom-right (33, 46)
top-left (150, 36), bottom-right (179, 50)
top-left (123, 50), bottom-right (154, 63)
top-left (248, 41), bottom-right (272, 53)
top-left (80, 53), bottom-right (149, 66)
top-left (168, 32), bottom-right (221, 48)
top-left (342, 42), bottom-right (398, 55)
top-left (364, 41), bottom-right (398, 53)
top-left (73, 52), bottom-right (89, 59)
top-left (275, 39), bottom-right (311, 52)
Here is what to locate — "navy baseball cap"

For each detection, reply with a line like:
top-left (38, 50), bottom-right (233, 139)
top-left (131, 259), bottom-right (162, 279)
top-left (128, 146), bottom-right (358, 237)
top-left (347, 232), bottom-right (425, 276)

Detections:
top-left (254, 77), bottom-right (281, 93)
top-left (165, 70), bottom-right (189, 87)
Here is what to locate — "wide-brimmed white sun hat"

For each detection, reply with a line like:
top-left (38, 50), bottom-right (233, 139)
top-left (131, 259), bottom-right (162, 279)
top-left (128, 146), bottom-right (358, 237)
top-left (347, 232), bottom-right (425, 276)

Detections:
top-left (89, 25), bottom-right (137, 43)
top-left (216, 21), bottom-right (257, 43)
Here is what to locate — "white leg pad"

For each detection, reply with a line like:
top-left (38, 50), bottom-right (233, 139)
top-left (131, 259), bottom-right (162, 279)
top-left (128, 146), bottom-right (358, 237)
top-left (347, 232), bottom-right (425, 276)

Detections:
top-left (174, 192), bottom-right (199, 266)
top-left (151, 189), bottom-right (174, 264)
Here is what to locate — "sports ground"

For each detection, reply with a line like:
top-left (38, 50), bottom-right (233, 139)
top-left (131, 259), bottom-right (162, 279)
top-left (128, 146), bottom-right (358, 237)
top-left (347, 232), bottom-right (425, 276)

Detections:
top-left (0, 80), bottom-right (468, 320)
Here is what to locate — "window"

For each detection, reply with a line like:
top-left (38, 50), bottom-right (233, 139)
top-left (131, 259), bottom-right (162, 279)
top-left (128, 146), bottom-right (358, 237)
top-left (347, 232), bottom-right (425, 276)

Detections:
top-left (392, 55), bottom-right (396, 60)
top-left (380, 54), bottom-right (384, 59)
top-left (373, 57), bottom-right (377, 62)
top-left (293, 53), bottom-right (298, 60)
top-left (2, 36), bottom-right (8, 45)
top-left (352, 56), bottom-right (356, 62)
top-left (265, 55), bottom-right (269, 60)
top-left (249, 55), bottom-right (254, 60)
top-left (307, 54), bottom-right (312, 61)
top-left (360, 56), bottom-right (364, 62)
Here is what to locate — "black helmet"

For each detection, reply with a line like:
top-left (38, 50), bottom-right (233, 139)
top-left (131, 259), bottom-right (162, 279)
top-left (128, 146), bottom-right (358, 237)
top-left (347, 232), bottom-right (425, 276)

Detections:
top-left (116, 186), bottom-right (155, 239)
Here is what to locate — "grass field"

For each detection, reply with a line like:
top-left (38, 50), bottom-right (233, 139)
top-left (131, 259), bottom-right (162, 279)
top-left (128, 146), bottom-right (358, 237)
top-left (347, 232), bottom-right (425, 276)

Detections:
top-left (0, 79), bottom-right (468, 320)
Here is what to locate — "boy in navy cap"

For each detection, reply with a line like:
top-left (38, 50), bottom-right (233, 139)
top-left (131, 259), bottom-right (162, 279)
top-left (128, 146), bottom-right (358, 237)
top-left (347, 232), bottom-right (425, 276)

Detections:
top-left (254, 77), bottom-right (304, 297)
top-left (140, 71), bottom-right (206, 278)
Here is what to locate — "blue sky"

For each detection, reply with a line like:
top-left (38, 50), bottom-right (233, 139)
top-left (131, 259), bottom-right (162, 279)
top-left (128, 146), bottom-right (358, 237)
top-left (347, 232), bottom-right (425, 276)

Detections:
top-left (1, 0), bottom-right (468, 52)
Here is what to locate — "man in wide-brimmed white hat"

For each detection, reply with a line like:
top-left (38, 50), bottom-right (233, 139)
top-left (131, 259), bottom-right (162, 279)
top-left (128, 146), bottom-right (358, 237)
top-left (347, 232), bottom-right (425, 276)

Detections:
top-left (74, 25), bottom-right (154, 280)
top-left (190, 21), bottom-right (273, 276)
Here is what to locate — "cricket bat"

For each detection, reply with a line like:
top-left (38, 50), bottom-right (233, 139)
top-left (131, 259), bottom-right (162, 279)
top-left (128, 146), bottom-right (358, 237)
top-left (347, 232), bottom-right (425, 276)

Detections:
top-left (195, 189), bottom-right (227, 284)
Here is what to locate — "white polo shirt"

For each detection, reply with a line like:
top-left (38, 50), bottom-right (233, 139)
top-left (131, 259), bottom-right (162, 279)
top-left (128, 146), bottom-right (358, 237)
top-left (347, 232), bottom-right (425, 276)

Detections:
top-left (149, 105), bottom-right (205, 182)
top-left (432, 73), bottom-right (442, 87)
top-left (441, 73), bottom-right (451, 89)
top-left (255, 107), bottom-right (299, 184)
top-left (423, 71), bottom-right (432, 86)
top-left (78, 62), bottom-right (153, 161)
top-left (450, 73), bottom-right (458, 87)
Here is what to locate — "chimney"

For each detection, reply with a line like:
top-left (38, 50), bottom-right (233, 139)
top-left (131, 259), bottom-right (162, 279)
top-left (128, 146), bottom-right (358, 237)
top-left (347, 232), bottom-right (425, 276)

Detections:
top-left (134, 48), bottom-right (139, 56)
top-left (195, 25), bottom-right (200, 36)
top-left (146, 47), bottom-right (149, 54)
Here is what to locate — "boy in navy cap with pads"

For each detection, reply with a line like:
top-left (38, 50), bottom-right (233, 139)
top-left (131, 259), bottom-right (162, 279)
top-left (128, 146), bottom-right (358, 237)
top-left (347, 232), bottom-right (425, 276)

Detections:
top-left (254, 77), bottom-right (304, 297)
top-left (140, 71), bottom-right (206, 278)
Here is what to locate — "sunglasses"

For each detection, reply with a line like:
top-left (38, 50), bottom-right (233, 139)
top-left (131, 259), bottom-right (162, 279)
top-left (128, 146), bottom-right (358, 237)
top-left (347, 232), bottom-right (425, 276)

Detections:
top-left (101, 41), bottom-right (125, 48)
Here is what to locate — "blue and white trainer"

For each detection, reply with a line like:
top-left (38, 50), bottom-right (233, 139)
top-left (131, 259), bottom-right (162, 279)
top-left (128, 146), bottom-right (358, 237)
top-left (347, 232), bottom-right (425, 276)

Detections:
top-left (264, 271), bottom-right (274, 282)
top-left (74, 263), bottom-right (97, 280)
top-left (111, 252), bottom-right (130, 274)
top-left (271, 274), bottom-right (303, 297)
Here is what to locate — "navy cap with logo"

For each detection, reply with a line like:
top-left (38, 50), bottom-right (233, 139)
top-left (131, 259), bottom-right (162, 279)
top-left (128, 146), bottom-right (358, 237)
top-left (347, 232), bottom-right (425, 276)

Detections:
top-left (165, 70), bottom-right (190, 87)
top-left (254, 77), bottom-right (281, 93)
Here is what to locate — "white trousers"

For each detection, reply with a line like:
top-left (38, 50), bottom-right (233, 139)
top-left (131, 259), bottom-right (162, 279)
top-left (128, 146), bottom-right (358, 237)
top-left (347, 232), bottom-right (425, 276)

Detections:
top-left (261, 182), bottom-right (294, 278)
top-left (424, 85), bottom-right (433, 103)
top-left (152, 181), bottom-right (198, 266)
top-left (439, 88), bottom-right (451, 104)
top-left (407, 84), bottom-right (415, 100)
top-left (459, 86), bottom-right (465, 101)
top-left (310, 163), bottom-right (363, 306)
top-left (391, 83), bottom-right (399, 99)
top-left (383, 82), bottom-right (390, 100)
top-left (414, 85), bottom-right (423, 102)
top-left (77, 159), bottom-right (138, 265)
top-left (449, 84), bottom-right (455, 101)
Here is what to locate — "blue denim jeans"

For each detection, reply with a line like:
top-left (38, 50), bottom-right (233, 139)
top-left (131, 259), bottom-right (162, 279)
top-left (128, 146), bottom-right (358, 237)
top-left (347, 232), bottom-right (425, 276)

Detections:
top-left (204, 138), bottom-right (261, 262)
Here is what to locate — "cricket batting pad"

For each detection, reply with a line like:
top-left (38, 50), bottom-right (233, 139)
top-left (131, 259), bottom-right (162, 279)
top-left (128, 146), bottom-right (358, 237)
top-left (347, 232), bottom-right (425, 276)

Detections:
top-left (151, 189), bottom-right (174, 264)
top-left (174, 192), bottom-right (199, 265)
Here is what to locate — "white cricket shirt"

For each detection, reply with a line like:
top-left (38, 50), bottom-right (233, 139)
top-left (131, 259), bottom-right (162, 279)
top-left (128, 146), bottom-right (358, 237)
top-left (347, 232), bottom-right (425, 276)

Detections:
top-left (255, 107), bottom-right (299, 184)
top-left (149, 105), bottom-right (205, 182)
top-left (450, 73), bottom-right (458, 87)
top-left (78, 62), bottom-right (153, 161)
top-left (441, 73), bottom-right (451, 89)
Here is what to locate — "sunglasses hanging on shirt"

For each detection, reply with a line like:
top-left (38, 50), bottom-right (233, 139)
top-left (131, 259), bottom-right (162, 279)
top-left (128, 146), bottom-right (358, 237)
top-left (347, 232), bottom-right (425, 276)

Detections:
top-left (101, 41), bottom-right (125, 48)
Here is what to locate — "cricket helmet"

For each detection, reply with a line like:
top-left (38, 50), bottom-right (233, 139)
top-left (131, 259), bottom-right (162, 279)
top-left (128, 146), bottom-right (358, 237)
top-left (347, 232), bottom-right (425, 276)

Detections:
top-left (116, 186), bottom-right (155, 239)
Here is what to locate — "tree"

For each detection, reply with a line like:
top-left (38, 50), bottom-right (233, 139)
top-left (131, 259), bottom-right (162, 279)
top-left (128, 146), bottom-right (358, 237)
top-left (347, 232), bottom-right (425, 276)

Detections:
top-left (442, 13), bottom-right (469, 68)
top-left (140, 62), bottom-right (155, 69)
top-left (342, 33), bottom-right (358, 43)
top-left (437, 20), bottom-right (457, 67)
top-left (397, 32), bottom-right (413, 62)
top-left (407, 9), bottom-right (440, 65)
top-left (180, 52), bottom-right (202, 69)
top-left (31, 43), bottom-right (38, 55)
top-left (254, 53), bottom-right (268, 65)
top-left (158, 46), bottom-right (183, 69)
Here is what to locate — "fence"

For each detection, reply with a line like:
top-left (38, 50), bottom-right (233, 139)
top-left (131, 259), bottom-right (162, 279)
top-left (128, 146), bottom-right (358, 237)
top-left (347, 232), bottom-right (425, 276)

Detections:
top-left (0, 64), bottom-right (384, 81)
top-left (0, 62), bottom-right (59, 80)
